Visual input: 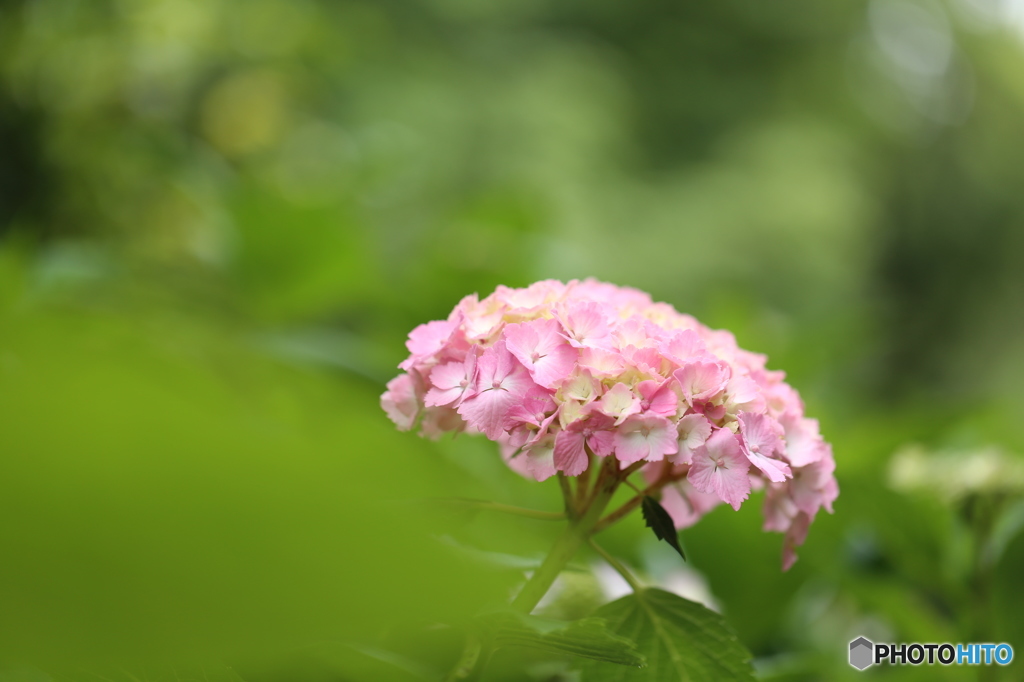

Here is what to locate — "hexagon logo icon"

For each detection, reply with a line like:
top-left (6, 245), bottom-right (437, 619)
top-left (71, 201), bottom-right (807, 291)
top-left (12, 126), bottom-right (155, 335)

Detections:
top-left (849, 636), bottom-right (874, 670)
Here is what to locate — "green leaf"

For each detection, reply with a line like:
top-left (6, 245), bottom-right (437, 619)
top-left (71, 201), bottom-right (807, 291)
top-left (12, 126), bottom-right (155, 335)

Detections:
top-left (577, 589), bottom-right (755, 682)
top-left (641, 496), bottom-right (686, 560)
top-left (986, 498), bottom-right (1024, 566)
top-left (490, 613), bottom-right (646, 667)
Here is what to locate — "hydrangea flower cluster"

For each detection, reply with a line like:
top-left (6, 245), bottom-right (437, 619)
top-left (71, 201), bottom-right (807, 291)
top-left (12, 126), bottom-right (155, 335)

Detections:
top-left (382, 279), bottom-right (837, 568)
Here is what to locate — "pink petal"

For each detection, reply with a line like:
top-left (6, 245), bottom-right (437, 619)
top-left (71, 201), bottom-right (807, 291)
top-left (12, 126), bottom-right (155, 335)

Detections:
top-left (762, 485), bottom-right (799, 533)
top-left (779, 411), bottom-right (824, 467)
top-left (637, 378), bottom-right (679, 417)
top-left (660, 481), bottom-right (723, 529)
top-left (658, 329), bottom-right (707, 365)
top-left (578, 347), bottom-right (626, 377)
top-left (505, 319), bottom-right (579, 389)
top-left (782, 512), bottom-right (812, 571)
top-left (503, 388), bottom-right (558, 449)
top-left (554, 430), bottom-right (589, 476)
top-left (424, 384), bottom-right (465, 408)
top-left (559, 302), bottom-right (615, 350)
top-left (737, 412), bottom-right (783, 455)
top-left (589, 430), bottom-right (616, 458)
top-left (687, 429), bottom-right (751, 510)
top-left (614, 318), bottom-right (652, 349)
top-left (672, 413), bottom-right (713, 465)
top-left (790, 450), bottom-right (838, 515)
top-left (596, 383), bottom-right (641, 424)
top-left (504, 387), bottom-right (557, 428)
top-left (531, 345), bottom-right (578, 389)
top-left (454, 293), bottom-right (506, 341)
top-left (495, 280), bottom-right (566, 312)
top-left (614, 415), bottom-right (679, 465)
top-left (518, 442), bottom-right (558, 481)
top-left (724, 374), bottom-right (765, 414)
top-left (457, 385), bottom-right (520, 440)
top-left (405, 319), bottom-right (457, 357)
top-left (429, 360), bottom-right (469, 391)
top-left (381, 374), bottom-right (421, 431)
top-left (419, 406), bottom-right (464, 439)
top-left (457, 342), bottom-right (533, 439)
top-left (737, 413), bottom-right (791, 483)
top-left (746, 452), bottom-right (792, 483)
top-left (501, 440), bottom-right (557, 481)
top-left (425, 358), bottom-right (473, 407)
top-left (620, 345), bottom-right (664, 376)
top-left (673, 361), bottom-right (729, 405)
top-left (561, 368), bottom-right (602, 403)
top-left (561, 409), bottom-right (616, 460)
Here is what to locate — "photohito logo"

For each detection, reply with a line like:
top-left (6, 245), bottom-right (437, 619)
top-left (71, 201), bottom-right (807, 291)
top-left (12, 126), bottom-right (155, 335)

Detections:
top-left (849, 637), bottom-right (873, 670)
top-left (849, 637), bottom-right (1013, 669)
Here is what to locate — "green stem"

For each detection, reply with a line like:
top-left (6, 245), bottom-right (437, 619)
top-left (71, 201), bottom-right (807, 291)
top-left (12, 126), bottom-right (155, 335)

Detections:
top-left (510, 459), bottom-right (621, 613)
top-left (575, 455), bottom-right (594, 509)
top-left (446, 630), bottom-right (481, 679)
top-left (593, 462), bottom-right (684, 534)
top-left (589, 537), bottom-right (642, 592)
top-left (557, 472), bottom-right (577, 519)
top-left (447, 459), bottom-right (628, 681)
top-left (472, 501), bottom-right (566, 521)
top-left (443, 632), bottom-right (482, 682)
top-left (967, 494), bottom-right (999, 682)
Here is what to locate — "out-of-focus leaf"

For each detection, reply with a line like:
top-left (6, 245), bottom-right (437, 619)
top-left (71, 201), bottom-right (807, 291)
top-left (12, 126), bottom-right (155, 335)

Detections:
top-left (440, 536), bottom-right (544, 570)
top-left (489, 612), bottom-right (645, 667)
top-left (985, 498), bottom-right (1024, 568)
top-left (0, 668), bottom-right (54, 682)
top-left (641, 496), bottom-right (686, 561)
top-left (0, 302), bottom-right (504, 666)
top-left (12, 664), bottom-right (250, 682)
top-left (577, 589), bottom-right (754, 682)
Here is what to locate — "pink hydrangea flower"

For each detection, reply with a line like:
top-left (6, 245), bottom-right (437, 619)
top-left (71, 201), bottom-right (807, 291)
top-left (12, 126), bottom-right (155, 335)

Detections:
top-left (382, 279), bottom-right (838, 568)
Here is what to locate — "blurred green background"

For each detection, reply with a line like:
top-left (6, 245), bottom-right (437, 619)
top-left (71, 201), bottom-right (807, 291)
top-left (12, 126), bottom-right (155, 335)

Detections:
top-left (2, 0), bottom-right (1024, 680)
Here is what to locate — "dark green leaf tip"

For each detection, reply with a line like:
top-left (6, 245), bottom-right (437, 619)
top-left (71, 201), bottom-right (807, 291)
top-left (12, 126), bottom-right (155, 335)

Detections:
top-left (641, 495), bottom-right (686, 561)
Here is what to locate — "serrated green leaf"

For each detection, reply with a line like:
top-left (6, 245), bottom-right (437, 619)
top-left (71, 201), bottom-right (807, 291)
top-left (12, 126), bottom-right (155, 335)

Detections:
top-left (577, 589), bottom-right (755, 682)
top-left (489, 613), bottom-right (646, 667)
top-left (641, 496), bottom-right (686, 560)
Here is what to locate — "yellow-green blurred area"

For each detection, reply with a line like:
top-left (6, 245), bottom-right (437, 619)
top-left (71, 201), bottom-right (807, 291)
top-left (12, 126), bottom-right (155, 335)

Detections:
top-left (2, 0), bottom-right (1024, 680)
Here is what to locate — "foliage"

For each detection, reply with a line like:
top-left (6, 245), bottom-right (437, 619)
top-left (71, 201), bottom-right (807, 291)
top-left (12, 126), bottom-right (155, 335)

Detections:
top-left (578, 589), bottom-right (755, 682)
top-left (2, 0), bottom-right (1024, 680)
top-left (641, 495), bottom-right (686, 561)
top-left (489, 613), bottom-right (646, 668)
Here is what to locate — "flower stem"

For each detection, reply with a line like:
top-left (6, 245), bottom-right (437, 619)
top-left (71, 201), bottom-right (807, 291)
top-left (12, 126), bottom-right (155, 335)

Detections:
top-left (589, 537), bottom-right (643, 592)
top-left (575, 456), bottom-right (593, 508)
top-left (447, 459), bottom-right (634, 681)
top-left (510, 459), bottom-right (621, 613)
top-left (472, 501), bottom-right (566, 521)
top-left (593, 466), bottom-right (686, 533)
top-left (443, 632), bottom-right (482, 682)
top-left (557, 472), bottom-right (577, 519)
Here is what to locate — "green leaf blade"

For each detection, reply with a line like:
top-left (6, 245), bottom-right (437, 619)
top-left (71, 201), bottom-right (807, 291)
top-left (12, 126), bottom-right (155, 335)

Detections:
top-left (641, 495), bottom-right (686, 560)
top-left (490, 613), bottom-right (646, 667)
top-left (577, 589), bottom-right (755, 682)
